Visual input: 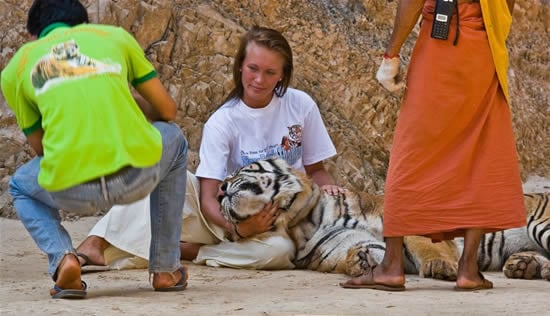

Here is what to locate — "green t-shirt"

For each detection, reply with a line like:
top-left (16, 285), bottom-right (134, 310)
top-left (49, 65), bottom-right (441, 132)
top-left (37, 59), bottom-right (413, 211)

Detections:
top-left (0, 23), bottom-right (162, 191)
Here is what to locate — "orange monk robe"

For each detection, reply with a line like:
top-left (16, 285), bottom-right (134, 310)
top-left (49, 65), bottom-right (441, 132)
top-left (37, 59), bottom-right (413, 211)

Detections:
top-left (382, 0), bottom-right (526, 241)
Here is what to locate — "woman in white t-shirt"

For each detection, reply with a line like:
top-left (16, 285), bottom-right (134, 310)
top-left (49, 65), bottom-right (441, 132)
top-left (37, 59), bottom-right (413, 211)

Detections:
top-left (184, 26), bottom-right (343, 268)
top-left (76, 26), bottom-right (343, 271)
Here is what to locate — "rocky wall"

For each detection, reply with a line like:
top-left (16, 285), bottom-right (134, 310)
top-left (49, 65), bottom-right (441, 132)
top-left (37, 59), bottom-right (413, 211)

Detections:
top-left (0, 0), bottom-right (548, 218)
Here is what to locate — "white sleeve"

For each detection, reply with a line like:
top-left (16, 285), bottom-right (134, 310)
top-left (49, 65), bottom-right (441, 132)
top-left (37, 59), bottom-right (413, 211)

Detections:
top-left (195, 119), bottom-right (231, 181)
top-left (301, 100), bottom-right (337, 165)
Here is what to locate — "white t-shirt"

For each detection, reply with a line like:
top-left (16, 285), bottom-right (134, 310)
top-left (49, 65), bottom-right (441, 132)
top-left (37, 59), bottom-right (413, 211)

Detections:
top-left (196, 88), bottom-right (337, 180)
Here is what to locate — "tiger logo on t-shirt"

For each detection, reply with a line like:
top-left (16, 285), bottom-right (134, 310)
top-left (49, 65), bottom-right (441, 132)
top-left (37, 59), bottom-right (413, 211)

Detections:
top-left (31, 39), bottom-right (121, 94)
top-left (281, 124), bottom-right (302, 151)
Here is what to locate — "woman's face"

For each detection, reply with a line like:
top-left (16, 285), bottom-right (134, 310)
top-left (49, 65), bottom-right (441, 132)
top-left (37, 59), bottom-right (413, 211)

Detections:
top-left (240, 42), bottom-right (285, 108)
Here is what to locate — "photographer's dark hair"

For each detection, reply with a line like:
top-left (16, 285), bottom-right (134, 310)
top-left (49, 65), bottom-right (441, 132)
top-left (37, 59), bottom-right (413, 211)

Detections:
top-left (27, 0), bottom-right (89, 36)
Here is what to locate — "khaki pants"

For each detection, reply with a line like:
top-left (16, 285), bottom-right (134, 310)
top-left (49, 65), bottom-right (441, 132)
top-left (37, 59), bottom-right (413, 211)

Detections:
top-left (89, 172), bottom-right (295, 270)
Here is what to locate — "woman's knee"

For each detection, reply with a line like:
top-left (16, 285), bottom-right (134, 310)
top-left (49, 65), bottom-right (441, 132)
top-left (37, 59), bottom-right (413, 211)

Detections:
top-left (258, 236), bottom-right (296, 260)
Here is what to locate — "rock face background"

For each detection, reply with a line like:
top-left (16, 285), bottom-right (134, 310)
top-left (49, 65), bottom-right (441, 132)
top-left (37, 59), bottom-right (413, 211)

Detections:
top-left (1, 0), bottom-right (548, 218)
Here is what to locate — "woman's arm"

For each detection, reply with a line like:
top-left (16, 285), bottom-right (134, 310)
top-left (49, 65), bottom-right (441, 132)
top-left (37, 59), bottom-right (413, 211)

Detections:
top-left (199, 178), bottom-right (229, 229)
top-left (305, 161), bottom-right (345, 195)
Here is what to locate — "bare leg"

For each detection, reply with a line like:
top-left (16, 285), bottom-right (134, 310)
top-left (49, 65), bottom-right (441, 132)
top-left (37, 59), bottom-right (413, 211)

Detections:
top-left (49, 254), bottom-right (84, 295)
top-left (341, 237), bottom-right (406, 288)
top-left (180, 241), bottom-right (202, 261)
top-left (456, 228), bottom-right (493, 289)
top-left (75, 235), bottom-right (109, 266)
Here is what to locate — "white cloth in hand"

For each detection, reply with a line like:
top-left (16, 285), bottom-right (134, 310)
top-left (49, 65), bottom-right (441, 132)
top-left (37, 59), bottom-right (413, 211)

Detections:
top-left (375, 56), bottom-right (405, 92)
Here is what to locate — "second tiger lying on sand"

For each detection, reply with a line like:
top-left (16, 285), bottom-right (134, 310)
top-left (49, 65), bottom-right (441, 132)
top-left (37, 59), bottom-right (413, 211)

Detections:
top-left (220, 158), bottom-right (550, 281)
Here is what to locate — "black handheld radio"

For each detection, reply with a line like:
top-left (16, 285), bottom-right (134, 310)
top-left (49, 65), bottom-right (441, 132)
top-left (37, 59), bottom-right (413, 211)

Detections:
top-left (431, 0), bottom-right (456, 40)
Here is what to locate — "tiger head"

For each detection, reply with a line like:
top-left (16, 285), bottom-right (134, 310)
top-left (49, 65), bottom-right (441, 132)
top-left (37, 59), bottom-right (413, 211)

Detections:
top-left (51, 39), bottom-right (80, 60)
top-left (287, 124), bottom-right (302, 143)
top-left (219, 158), bottom-right (321, 231)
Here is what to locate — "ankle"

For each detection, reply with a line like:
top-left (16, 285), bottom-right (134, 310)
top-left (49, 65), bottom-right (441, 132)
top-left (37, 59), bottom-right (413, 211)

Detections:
top-left (54, 254), bottom-right (82, 288)
top-left (378, 260), bottom-right (404, 275)
top-left (151, 269), bottom-right (181, 289)
top-left (370, 265), bottom-right (405, 286)
top-left (458, 257), bottom-right (478, 273)
top-left (78, 236), bottom-right (109, 251)
top-left (88, 236), bottom-right (109, 251)
top-left (56, 253), bottom-right (79, 275)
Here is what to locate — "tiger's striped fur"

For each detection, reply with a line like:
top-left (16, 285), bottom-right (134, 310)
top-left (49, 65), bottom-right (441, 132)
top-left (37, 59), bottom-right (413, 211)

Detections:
top-left (475, 193), bottom-right (550, 280)
top-left (220, 158), bottom-right (550, 280)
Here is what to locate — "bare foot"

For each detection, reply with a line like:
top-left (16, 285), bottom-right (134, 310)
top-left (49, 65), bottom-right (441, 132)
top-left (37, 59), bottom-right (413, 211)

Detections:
top-left (76, 235), bottom-right (109, 266)
top-left (456, 258), bottom-right (493, 290)
top-left (456, 272), bottom-right (493, 290)
top-left (49, 254), bottom-right (84, 296)
top-left (340, 265), bottom-right (405, 290)
top-left (152, 267), bottom-right (188, 290)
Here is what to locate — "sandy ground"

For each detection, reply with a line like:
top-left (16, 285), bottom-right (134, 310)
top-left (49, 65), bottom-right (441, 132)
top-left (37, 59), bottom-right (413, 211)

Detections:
top-left (1, 218), bottom-right (549, 315)
top-left (1, 177), bottom-right (549, 315)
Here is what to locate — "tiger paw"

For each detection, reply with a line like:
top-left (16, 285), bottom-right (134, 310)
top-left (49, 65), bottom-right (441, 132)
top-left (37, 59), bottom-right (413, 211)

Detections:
top-left (503, 252), bottom-right (540, 279)
top-left (345, 244), bottom-right (380, 277)
top-left (419, 258), bottom-right (457, 281)
top-left (541, 262), bottom-right (550, 281)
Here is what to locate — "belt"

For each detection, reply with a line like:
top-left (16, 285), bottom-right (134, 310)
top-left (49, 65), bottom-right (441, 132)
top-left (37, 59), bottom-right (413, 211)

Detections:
top-left (92, 166), bottom-right (133, 201)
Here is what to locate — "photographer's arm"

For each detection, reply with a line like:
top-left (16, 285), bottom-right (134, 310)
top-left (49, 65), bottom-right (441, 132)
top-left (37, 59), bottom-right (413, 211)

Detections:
top-left (132, 90), bottom-right (161, 122)
top-left (26, 128), bottom-right (44, 156)
top-left (134, 77), bottom-right (177, 122)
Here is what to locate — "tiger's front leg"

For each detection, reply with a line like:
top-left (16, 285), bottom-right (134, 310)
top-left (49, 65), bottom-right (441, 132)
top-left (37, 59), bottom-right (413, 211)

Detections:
top-left (404, 236), bottom-right (459, 281)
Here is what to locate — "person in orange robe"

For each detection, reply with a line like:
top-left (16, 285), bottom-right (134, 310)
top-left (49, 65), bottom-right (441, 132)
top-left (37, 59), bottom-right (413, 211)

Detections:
top-left (341, 0), bottom-right (526, 291)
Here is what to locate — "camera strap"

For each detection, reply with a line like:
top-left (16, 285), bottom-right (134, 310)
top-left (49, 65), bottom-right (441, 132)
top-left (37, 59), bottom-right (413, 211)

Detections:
top-left (453, 1), bottom-right (460, 46)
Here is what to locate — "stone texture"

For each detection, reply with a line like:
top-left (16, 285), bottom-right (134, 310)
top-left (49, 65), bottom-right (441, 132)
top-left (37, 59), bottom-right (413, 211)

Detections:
top-left (0, 0), bottom-right (548, 218)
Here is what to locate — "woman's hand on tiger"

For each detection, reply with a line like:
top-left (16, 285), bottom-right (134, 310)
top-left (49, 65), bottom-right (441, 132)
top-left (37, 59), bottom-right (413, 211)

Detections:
top-left (321, 184), bottom-right (346, 196)
top-left (235, 202), bottom-right (280, 238)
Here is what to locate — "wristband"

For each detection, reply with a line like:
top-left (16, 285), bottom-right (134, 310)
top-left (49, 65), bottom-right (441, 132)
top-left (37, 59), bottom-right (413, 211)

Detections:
top-left (383, 52), bottom-right (399, 59)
